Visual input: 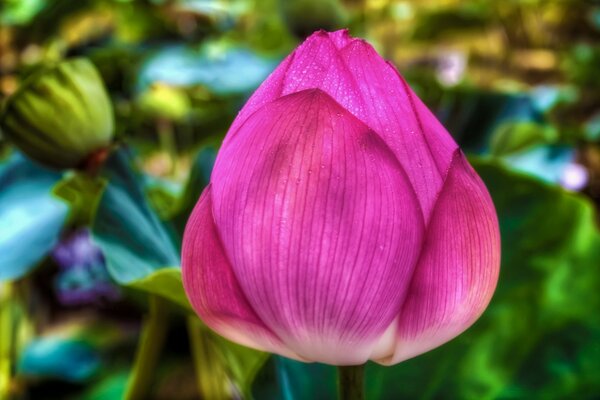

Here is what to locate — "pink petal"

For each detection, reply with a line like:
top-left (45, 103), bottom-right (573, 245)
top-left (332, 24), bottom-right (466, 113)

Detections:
top-left (279, 32), bottom-right (360, 101)
top-left (376, 152), bottom-right (500, 365)
top-left (338, 42), bottom-right (458, 221)
top-left (227, 31), bottom-right (457, 222)
top-left (226, 54), bottom-right (295, 140)
top-left (182, 186), bottom-right (303, 360)
top-left (225, 31), bottom-right (365, 146)
top-left (210, 89), bottom-right (424, 364)
top-left (328, 29), bottom-right (355, 49)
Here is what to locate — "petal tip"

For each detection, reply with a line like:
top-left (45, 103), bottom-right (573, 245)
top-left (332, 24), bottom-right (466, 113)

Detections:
top-left (328, 29), bottom-right (352, 48)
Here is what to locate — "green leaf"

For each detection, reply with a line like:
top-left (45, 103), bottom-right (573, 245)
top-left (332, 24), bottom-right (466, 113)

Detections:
top-left (53, 172), bottom-right (107, 226)
top-left (76, 370), bottom-right (129, 400)
top-left (188, 318), bottom-right (234, 399)
top-left (490, 121), bottom-right (558, 156)
top-left (213, 336), bottom-right (269, 398)
top-left (438, 89), bottom-right (542, 153)
top-left (0, 154), bottom-right (68, 281)
top-left (252, 159), bottom-right (600, 399)
top-left (18, 338), bottom-right (101, 382)
top-left (171, 142), bottom-right (218, 234)
top-left (188, 318), bottom-right (269, 399)
top-left (91, 149), bottom-right (180, 284)
top-left (412, 6), bottom-right (491, 41)
top-left (127, 265), bottom-right (268, 395)
top-left (128, 268), bottom-right (191, 311)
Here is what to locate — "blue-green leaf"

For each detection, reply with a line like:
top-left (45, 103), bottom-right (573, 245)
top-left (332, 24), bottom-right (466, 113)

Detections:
top-left (137, 44), bottom-right (278, 96)
top-left (128, 267), bottom-right (191, 310)
top-left (91, 149), bottom-right (180, 284)
top-left (18, 337), bottom-right (101, 382)
top-left (0, 154), bottom-right (68, 281)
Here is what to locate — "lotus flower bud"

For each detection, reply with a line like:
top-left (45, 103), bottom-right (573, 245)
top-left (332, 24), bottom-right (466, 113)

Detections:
top-left (0, 58), bottom-right (114, 169)
top-left (182, 30), bottom-right (500, 365)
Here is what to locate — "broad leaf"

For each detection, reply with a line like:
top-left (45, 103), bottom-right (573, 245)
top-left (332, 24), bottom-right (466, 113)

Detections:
top-left (171, 142), bottom-right (218, 234)
top-left (91, 149), bottom-right (180, 284)
top-left (53, 172), bottom-right (107, 226)
top-left (129, 267), bottom-right (191, 310)
top-left (137, 44), bottom-right (278, 96)
top-left (18, 337), bottom-right (101, 382)
top-left (0, 154), bottom-right (68, 281)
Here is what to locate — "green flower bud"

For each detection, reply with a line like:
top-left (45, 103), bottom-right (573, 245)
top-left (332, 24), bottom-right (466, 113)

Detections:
top-left (0, 58), bottom-right (114, 169)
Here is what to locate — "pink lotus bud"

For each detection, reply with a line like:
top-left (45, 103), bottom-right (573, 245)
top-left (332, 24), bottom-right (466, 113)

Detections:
top-left (182, 30), bottom-right (500, 365)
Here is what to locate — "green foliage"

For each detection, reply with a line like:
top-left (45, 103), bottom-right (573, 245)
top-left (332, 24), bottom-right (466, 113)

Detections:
top-left (412, 5), bottom-right (491, 40)
top-left (76, 370), bottom-right (129, 400)
top-left (53, 172), bottom-right (108, 227)
top-left (136, 84), bottom-right (191, 122)
top-left (129, 268), bottom-right (190, 311)
top-left (0, 0), bottom-right (47, 25)
top-left (18, 338), bottom-right (101, 382)
top-left (490, 121), bottom-right (558, 156)
top-left (170, 142), bottom-right (218, 232)
top-left (279, 0), bottom-right (348, 38)
top-left (188, 318), bottom-right (269, 399)
top-left (91, 149), bottom-right (180, 284)
top-left (0, 155), bottom-right (68, 281)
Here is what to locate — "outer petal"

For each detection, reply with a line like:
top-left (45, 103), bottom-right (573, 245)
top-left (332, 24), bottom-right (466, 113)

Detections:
top-left (182, 186), bottom-right (302, 360)
top-left (329, 29), bottom-right (354, 49)
top-left (210, 89), bottom-right (424, 365)
top-left (226, 54), bottom-right (295, 139)
top-left (376, 152), bottom-right (500, 365)
top-left (338, 40), bottom-right (458, 221)
top-left (225, 31), bottom-right (365, 146)
top-left (226, 30), bottom-right (457, 222)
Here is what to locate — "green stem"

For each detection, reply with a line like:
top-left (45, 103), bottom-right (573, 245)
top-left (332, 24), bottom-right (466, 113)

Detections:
top-left (157, 118), bottom-right (177, 175)
top-left (0, 283), bottom-right (13, 399)
top-left (124, 296), bottom-right (169, 400)
top-left (338, 365), bottom-right (365, 400)
top-left (187, 318), bottom-right (231, 399)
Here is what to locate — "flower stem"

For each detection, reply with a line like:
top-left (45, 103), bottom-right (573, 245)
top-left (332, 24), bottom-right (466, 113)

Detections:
top-left (124, 295), bottom-right (168, 400)
top-left (187, 317), bottom-right (231, 399)
top-left (338, 364), bottom-right (365, 400)
top-left (0, 283), bottom-right (13, 399)
top-left (157, 118), bottom-right (177, 175)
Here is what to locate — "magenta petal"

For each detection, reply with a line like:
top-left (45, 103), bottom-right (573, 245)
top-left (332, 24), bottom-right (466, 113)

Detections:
top-left (279, 32), bottom-right (365, 114)
top-left (378, 152), bottom-right (501, 365)
top-left (230, 30), bottom-right (458, 222)
top-left (210, 89), bottom-right (424, 364)
top-left (339, 41), bottom-right (458, 221)
top-left (226, 31), bottom-right (365, 145)
top-left (226, 54), bottom-right (295, 141)
top-left (182, 186), bottom-right (302, 360)
top-left (328, 29), bottom-right (354, 49)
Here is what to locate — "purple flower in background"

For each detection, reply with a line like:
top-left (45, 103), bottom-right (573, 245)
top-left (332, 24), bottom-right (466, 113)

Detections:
top-left (51, 229), bottom-right (120, 306)
top-left (182, 30), bottom-right (500, 365)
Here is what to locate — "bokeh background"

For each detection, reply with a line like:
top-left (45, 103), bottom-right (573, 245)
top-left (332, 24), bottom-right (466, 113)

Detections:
top-left (1, 0), bottom-right (600, 399)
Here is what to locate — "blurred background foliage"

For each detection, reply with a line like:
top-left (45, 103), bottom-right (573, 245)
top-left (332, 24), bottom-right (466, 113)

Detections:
top-left (1, 0), bottom-right (600, 399)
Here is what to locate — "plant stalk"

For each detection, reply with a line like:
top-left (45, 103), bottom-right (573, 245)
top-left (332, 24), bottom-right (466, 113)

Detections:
top-left (187, 317), bottom-right (231, 399)
top-left (124, 295), bottom-right (169, 400)
top-left (0, 283), bottom-right (13, 400)
top-left (338, 364), bottom-right (365, 400)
